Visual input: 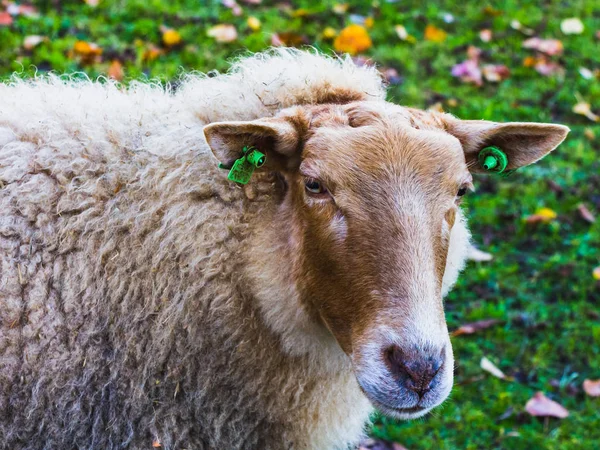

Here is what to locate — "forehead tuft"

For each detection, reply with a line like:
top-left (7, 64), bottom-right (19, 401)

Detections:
top-left (301, 102), bottom-right (467, 182)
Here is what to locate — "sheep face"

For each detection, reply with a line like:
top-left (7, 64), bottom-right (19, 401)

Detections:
top-left (204, 102), bottom-right (568, 419)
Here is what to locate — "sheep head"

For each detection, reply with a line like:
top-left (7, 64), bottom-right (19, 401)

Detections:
top-left (204, 101), bottom-right (568, 419)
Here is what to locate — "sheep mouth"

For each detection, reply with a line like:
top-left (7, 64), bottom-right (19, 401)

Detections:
top-left (368, 398), bottom-right (430, 419)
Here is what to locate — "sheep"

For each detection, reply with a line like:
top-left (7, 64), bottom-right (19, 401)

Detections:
top-left (0, 48), bottom-right (568, 450)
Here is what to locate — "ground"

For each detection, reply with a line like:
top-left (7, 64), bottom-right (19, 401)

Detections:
top-left (1, 1), bottom-right (599, 449)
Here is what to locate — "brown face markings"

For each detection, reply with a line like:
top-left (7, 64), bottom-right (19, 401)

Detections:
top-left (279, 102), bottom-right (470, 355)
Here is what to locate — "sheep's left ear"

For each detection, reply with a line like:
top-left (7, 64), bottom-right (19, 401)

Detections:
top-left (444, 116), bottom-right (569, 172)
top-left (203, 109), bottom-right (308, 172)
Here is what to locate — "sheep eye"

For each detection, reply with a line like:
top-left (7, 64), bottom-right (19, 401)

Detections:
top-left (305, 178), bottom-right (327, 195)
top-left (457, 186), bottom-right (468, 197)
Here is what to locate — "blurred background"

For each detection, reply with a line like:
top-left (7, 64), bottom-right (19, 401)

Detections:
top-left (1, 1), bottom-right (599, 448)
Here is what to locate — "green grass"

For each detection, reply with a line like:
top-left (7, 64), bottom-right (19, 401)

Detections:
top-left (2, 0), bottom-right (599, 448)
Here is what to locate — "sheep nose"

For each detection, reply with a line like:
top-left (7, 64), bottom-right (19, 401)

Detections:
top-left (385, 345), bottom-right (445, 398)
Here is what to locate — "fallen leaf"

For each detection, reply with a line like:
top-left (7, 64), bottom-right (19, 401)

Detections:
top-left (525, 392), bottom-right (569, 418)
top-left (108, 60), bottom-right (123, 81)
top-left (522, 37), bottom-right (564, 55)
top-left (584, 128), bottom-right (595, 140)
top-left (525, 207), bottom-right (557, 224)
top-left (322, 27), bottom-right (337, 39)
top-left (424, 24), bottom-right (447, 43)
top-left (0, 12), bottom-right (13, 26)
top-left (222, 0), bottom-right (243, 16)
top-left (452, 319), bottom-right (500, 336)
top-left (395, 25), bottom-right (416, 43)
top-left (579, 67), bottom-right (594, 80)
top-left (271, 32), bottom-right (307, 47)
top-left (482, 64), bottom-right (510, 82)
top-left (73, 40), bottom-right (103, 64)
top-left (332, 3), bottom-right (348, 14)
top-left (152, 438), bottom-right (162, 448)
top-left (479, 29), bottom-right (492, 42)
top-left (162, 28), bottom-right (182, 46)
top-left (451, 59), bottom-right (482, 86)
top-left (573, 101), bottom-right (600, 122)
top-left (510, 19), bottom-right (534, 35)
top-left (143, 44), bottom-right (163, 62)
top-left (247, 16), bottom-right (261, 31)
top-left (333, 24), bottom-right (372, 55)
top-left (561, 18), bottom-right (584, 35)
top-left (480, 356), bottom-right (506, 379)
top-left (533, 57), bottom-right (564, 76)
top-left (23, 35), bottom-right (45, 50)
top-left (207, 24), bottom-right (237, 43)
top-left (583, 379), bottom-right (600, 397)
top-left (359, 438), bottom-right (408, 450)
top-left (593, 267), bottom-right (600, 280)
top-left (467, 245), bottom-right (493, 262)
top-left (84, 0), bottom-right (99, 6)
top-left (577, 204), bottom-right (596, 223)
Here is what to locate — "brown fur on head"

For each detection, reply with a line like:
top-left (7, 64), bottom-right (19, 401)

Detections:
top-left (204, 101), bottom-right (568, 418)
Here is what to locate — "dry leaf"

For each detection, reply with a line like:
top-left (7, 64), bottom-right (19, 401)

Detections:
top-left (332, 3), bottom-right (348, 14)
top-left (482, 64), bottom-right (510, 82)
top-left (510, 19), bottom-right (534, 35)
top-left (23, 35), bottom-right (45, 50)
top-left (143, 44), bottom-right (163, 62)
top-left (152, 438), bottom-right (162, 448)
top-left (108, 60), bottom-right (123, 81)
top-left (467, 245), bottom-right (493, 262)
top-left (479, 29), bottom-right (492, 42)
top-left (480, 357), bottom-right (506, 379)
top-left (573, 101), bottom-right (600, 122)
top-left (84, 0), bottom-right (99, 6)
top-left (525, 392), bottom-right (569, 418)
top-left (583, 379), bottom-right (600, 397)
top-left (73, 40), bottom-right (103, 64)
top-left (452, 319), bottom-right (500, 336)
top-left (577, 204), bottom-right (596, 223)
top-left (579, 67), bottom-right (594, 80)
top-left (561, 18), bottom-right (584, 35)
top-left (593, 267), bottom-right (600, 280)
top-left (522, 37), bottom-right (563, 55)
top-left (452, 59), bottom-right (482, 86)
top-left (525, 207), bottom-right (557, 224)
top-left (0, 12), bottom-right (12, 26)
top-left (247, 16), bottom-right (261, 31)
top-left (222, 0), bottom-right (243, 16)
top-left (207, 24), bottom-right (237, 43)
top-left (424, 24), bottom-right (447, 43)
top-left (333, 25), bottom-right (372, 55)
top-left (271, 32), bottom-right (307, 47)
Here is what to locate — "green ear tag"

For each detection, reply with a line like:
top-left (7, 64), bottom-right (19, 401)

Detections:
top-left (220, 146), bottom-right (266, 185)
top-left (478, 146), bottom-right (509, 174)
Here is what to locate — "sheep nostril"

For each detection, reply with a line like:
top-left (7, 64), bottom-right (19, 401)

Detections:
top-left (385, 345), bottom-right (445, 398)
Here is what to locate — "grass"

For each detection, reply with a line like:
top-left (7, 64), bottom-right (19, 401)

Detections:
top-left (1, 0), bottom-right (599, 448)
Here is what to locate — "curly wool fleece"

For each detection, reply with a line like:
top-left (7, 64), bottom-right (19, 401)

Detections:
top-left (0, 49), bottom-right (385, 449)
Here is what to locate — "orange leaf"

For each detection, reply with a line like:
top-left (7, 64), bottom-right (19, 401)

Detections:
top-left (583, 379), bottom-right (600, 397)
top-left (108, 60), bottom-right (124, 81)
top-left (333, 24), bottom-right (372, 55)
top-left (152, 439), bottom-right (162, 448)
top-left (524, 207), bottom-right (557, 224)
top-left (424, 24), bottom-right (447, 43)
top-left (525, 392), bottom-right (569, 418)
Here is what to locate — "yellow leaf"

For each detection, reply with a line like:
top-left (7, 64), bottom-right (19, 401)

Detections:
top-left (322, 27), bottom-right (337, 39)
top-left (162, 29), bottom-right (181, 46)
top-left (247, 16), bottom-right (261, 31)
top-left (73, 40), bottom-right (102, 56)
top-left (525, 207), bottom-right (557, 224)
top-left (333, 24), bottom-right (372, 55)
top-left (365, 17), bottom-right (374, 29)
top-left (207, 24), bottom-right (238, 43)
top-left (593, 267), bottom-right (600, 280)
top-left (424, 24), bottom-right (447, 43)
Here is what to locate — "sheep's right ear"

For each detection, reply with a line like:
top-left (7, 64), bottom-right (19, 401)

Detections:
top-left (203, 111), bottom-right (307, 171)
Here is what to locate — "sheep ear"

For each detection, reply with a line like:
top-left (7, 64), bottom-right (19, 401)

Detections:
top-left (444, 117), bottom-right (569, 172)
top-left (203, 114), bottom-right (305, 171)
